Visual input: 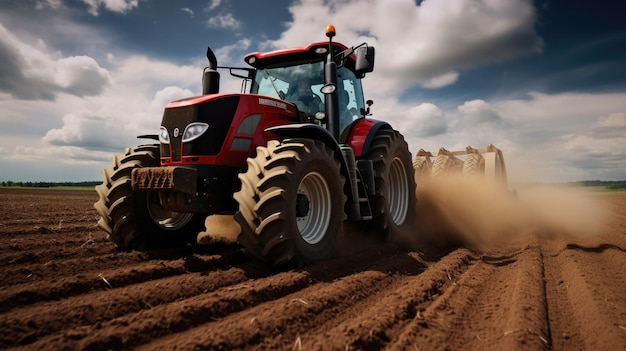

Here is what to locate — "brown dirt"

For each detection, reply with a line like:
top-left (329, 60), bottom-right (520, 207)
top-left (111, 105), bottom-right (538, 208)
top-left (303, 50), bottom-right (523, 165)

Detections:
top-left (1, 186), bottom-right (625, 350)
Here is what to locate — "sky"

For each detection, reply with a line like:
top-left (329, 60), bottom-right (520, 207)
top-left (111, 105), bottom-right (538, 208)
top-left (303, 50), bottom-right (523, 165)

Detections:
top-left (0, 0), bottom-right (625, 183)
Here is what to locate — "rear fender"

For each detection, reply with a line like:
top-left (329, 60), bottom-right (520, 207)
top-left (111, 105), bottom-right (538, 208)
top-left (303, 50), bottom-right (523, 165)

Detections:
top-left (343, 118), bottom-right (391, 157)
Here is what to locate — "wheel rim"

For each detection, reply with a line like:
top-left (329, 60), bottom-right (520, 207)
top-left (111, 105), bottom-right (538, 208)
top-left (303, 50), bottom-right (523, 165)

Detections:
top-left (389, 157), bottom-right (409, 225)
top-left (296, 171), bottom-right (332, 244)
top-left (146, 193), bottom-right (194, 230)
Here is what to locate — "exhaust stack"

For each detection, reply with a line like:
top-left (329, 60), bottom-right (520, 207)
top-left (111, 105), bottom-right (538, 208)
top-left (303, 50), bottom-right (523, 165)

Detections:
top-left (202, 47), bottom-right (220, 95)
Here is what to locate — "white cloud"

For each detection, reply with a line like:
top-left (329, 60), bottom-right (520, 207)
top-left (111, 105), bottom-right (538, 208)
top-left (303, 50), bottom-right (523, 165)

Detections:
top-left (207, 0), bottom-right (222, 11)
top-left (486, 92), bottom-right (626, 182)
top-left (591, 112), bottom-right (626, 139)
top-left (214, 38), bottom-right (251, 66)
top-left (42, 112), bottom-right (139, 152)
top-left (493, 91), bottom-right (626, 128)
top-left (457, 99), bottom-right (509, 127)
top-left (207, 12), bottom-right (241, 30)
top-left (422, 71), bottom-right (459, 89)
top-left (0, 23), bottom-right (110, 100)
top-left (271, 0), bottom-right (542, 92)
top-left (403, 103), bottom-right (447, 137)
top-left (81, 0), bottom-right (139, 16)
top-left (10, 143), bottom-right (112, 164)
top-left (55, 56), bottom-right (110, 95)
top-left (181, 7), bottom-right (194, 17)
top-left (36, 0), bottom-right (63, 10)
top-left (2, 48), bottom-right (199, 176)
top-left (151, 86), bottom-right (195, 110)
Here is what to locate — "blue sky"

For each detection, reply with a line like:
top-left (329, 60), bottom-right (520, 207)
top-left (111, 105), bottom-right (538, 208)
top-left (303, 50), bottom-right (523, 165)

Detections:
top-left (1, 0), bottom-right (625, 183)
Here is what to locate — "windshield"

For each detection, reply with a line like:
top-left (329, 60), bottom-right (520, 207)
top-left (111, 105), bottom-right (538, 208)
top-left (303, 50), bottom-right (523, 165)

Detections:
top-left (252, 62), bottom-right (324, 101)
top-left (251, 61), bottom-right (366, 127)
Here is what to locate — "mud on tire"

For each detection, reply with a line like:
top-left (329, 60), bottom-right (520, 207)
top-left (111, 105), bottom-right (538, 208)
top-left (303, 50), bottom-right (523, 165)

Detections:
top-left (362, 129), bottom-right (416, 239)
top-left (234, 139), bottom-right (346, 267)
top-left (94, 145), bottom-right (205, 251)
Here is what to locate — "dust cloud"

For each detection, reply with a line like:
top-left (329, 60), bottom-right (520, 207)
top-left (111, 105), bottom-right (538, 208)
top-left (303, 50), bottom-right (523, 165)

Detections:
top-left (198, 215), bottom-right (241, 244)
top-left (402, 175), bottom-right (608, 252)
top-left (197, 177), bottom-right (609, 255)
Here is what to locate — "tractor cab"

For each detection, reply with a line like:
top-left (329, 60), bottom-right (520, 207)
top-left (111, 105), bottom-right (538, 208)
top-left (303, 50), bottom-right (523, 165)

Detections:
top-left (244, 41), bottom-right (370, 136)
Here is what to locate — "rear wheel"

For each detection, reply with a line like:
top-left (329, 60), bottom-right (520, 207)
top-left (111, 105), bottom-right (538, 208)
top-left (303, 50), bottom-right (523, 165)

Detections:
top-left (361, 129), bottom-right (416, 239)
top-left (234, 139), bottom-right (346, 267)
top-left (94, 145), bottom-right (205, 250)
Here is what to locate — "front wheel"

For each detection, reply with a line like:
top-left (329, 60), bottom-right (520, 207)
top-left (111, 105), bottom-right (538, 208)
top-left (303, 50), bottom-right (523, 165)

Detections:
top-left (94, 145), bottom-right (205, 251)
top-left (361, 129), bottom-right (417, 239)
top-left (234, 139), bottom-right (346, 267)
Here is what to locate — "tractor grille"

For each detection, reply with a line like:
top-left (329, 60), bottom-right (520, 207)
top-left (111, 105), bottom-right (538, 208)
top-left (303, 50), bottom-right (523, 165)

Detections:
top-left (161, 96), bottom-right (240, 161)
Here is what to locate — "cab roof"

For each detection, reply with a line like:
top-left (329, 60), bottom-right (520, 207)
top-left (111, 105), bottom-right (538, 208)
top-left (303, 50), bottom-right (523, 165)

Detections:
top-left (244, 41), bottom-right (356, 70)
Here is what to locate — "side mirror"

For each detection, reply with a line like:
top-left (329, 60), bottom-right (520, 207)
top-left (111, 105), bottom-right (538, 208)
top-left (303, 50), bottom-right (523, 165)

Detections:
top-left (355, 46), bottom-right (375, 74)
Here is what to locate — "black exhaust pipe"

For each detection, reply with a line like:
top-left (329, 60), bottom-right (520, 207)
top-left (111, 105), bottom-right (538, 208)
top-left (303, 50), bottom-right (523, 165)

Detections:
top-left (202, 47), bottom-right (220, 95)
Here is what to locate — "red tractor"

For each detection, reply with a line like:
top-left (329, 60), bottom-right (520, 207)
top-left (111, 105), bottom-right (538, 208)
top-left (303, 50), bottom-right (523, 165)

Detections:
top-left (94, 26), bottom-right (416, 266)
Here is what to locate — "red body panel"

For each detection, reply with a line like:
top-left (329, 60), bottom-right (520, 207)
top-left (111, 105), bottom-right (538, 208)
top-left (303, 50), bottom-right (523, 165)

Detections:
top-left (160, 94), bottom-right (297, 168)
top-left (164, 94), bottom-right (224, 109)
top-left (345, 118), bottom-right (384, 157)
top-left (244, 41), bottom-right (356, 70)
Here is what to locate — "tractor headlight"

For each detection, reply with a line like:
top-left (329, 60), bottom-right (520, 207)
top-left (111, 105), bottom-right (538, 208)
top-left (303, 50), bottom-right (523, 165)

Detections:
top-left (182, 122), bottom-right (209, 142)
top-left (159, 126), bottom-right (170, 144)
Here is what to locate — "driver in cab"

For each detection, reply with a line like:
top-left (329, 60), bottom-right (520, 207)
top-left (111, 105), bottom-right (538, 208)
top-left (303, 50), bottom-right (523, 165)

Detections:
top-left (285, 79), bottom-right (323, 118)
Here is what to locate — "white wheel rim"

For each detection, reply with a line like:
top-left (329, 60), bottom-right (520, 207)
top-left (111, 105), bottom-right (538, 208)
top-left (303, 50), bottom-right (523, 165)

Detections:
top-left (146, 193), bottom-right (194, 230)
top-left (296, 171), bottom-right (331, 244)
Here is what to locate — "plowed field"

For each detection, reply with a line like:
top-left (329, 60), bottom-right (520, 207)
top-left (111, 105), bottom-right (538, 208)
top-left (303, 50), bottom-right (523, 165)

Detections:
top-left (1, 186), bottom-right (625, 350)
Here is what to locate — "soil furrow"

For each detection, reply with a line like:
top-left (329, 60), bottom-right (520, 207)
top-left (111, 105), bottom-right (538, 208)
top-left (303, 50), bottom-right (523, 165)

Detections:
top-left (139, 270), bottom-right (396, 350)
top-left (388, 242), bottom-right (549, 351)
top-left (0, 261), bottom-right (269, 348)
top-left (0, 235), bottom-right (113, 266)
top-left (1, 247), bottom-right (139, 284)
top-left (0, 242), bottom-right (245, 285)
top-left (296, 248), bottom-right (476, 350)
top-left (24, 270), bottom-right (313, 350)
top-left (136, 249), bottom-right (432, 350)
top-left (0, 249), bottom-right (249, 313)
top-left (543, 238), bottom-right (626, 351)
top-left (0, 223), bottom-right (101, 238)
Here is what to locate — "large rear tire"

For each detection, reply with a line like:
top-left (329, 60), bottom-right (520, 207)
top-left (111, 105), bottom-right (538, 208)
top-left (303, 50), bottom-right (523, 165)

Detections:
top-left (361, 129), bottom-right (416, 239)
top-left (234, 139), bottom-right (346, 267)
top-left (94, 145), bottom-right (205, 251)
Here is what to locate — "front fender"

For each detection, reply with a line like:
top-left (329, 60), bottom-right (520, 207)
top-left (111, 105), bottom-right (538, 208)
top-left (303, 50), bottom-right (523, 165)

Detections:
top-left (265, 123), bottom-right (346, 175)
top-left (265, 123), bottom-right (354, 208)
top-left (265, 123), bottom-right (346, 172)
top-left (265, 123), bottom-right (337, 150)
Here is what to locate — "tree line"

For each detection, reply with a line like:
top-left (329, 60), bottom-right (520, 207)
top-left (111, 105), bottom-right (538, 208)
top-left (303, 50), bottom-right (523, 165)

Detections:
top-left (566, 180), bottom-right (626, 189)
top-left (0, 181), bottom-right (100, 188)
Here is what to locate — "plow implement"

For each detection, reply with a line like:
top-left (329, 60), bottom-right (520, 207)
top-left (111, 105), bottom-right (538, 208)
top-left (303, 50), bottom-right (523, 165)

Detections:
top-left (413, 144), bottom-right (508, 185)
